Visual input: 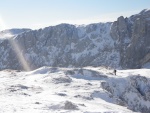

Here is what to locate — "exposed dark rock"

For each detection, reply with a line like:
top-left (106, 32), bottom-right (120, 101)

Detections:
top-left (0, 9), bottom-right (150, 70)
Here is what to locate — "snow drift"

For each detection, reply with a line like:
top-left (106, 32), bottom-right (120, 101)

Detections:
top-left (0, 67), bottom-right (150, 113)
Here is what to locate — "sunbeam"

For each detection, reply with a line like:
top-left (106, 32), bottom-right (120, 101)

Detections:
top-left (9, 38), bottom-right (31, 71)
top-left (0, 15), bottom-right (31, 71)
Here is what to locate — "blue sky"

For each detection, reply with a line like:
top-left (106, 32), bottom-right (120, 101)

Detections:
top-left (0, 0), bottom-right (150, 30)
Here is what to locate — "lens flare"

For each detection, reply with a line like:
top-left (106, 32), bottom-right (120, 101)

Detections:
top-left (9, 38), bottom-right (31, 71)
top-left (0, 15), bottom-right (31, 71)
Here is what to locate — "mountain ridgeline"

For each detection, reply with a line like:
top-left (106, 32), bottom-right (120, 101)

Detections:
top-left (0, 9), bottom-right (150, 71)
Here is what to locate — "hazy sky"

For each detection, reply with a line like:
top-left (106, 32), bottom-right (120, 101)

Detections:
top-left (0, 0), bottom-right (150, 30)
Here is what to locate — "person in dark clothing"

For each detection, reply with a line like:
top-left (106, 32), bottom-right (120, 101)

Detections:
top-left (114, 69), bottom-right (117, 75)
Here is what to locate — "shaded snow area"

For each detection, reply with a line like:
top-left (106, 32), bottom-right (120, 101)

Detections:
top-left (0, 67), bottom-right (150, 113)
top-left (142, 62), bottom-right (150, 69)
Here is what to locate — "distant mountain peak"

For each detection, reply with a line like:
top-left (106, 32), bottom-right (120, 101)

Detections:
top-left (0, 28), bottom-right (31, 39)
top-left (139, 8), bottom-right (150, 14)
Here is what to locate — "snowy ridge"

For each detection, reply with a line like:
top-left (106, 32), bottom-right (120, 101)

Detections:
top-left (0, 67), bottom-right (150, 113)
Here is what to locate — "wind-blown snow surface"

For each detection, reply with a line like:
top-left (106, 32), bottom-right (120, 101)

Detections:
top-left (0, 67), bottom-right (150, 113)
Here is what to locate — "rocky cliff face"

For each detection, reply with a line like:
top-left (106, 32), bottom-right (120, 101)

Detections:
top-left (110, 9), bottom-right (150, 69)
top-left (0, 23), bottom-right (119, 70)
top-left (0, 9), bottom-right (150, 70)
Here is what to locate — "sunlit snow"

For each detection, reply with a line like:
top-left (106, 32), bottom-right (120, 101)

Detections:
top-left (0, 67), bottom-right (149, 113)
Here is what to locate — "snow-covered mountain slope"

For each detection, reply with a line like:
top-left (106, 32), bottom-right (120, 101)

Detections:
top-left (0, 28), bottom-right (31, 39)
top-left (0, 23), bottom-right (120, 71)
top-left (0, 67), bottom-right (149, 113)
top-left (0, 9), bottom-right (150, 70)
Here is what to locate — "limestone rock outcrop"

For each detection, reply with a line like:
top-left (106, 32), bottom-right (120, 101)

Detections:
top-left (111, 9), bottom-right (150, 68)
top-left (0, 9), bottom-right (150, 70)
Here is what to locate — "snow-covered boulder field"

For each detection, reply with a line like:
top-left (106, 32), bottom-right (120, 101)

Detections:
top-left (0, 67), bottom-right (149, 113)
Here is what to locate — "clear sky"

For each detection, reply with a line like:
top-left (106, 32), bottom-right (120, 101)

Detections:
top-left (0, 0), bottom-right (150, 30)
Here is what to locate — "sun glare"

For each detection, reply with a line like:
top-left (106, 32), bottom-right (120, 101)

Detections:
top-left (0, 16), bottom-right (7, 31)
top-left (9, 39), bottom-right (31, 71)
top-left (0, 15), bottom-right (31, 71)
